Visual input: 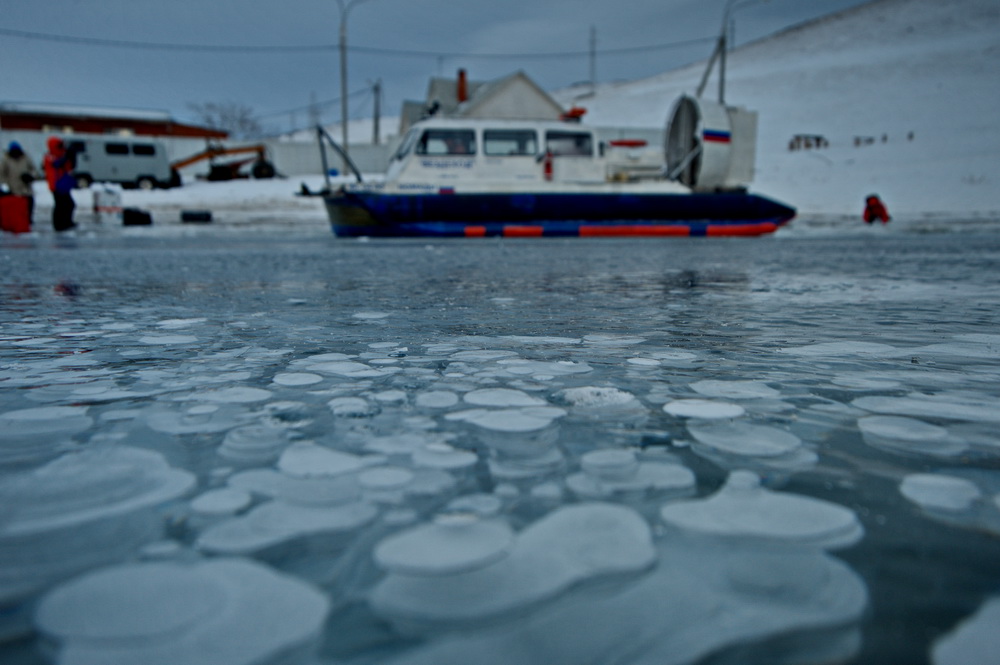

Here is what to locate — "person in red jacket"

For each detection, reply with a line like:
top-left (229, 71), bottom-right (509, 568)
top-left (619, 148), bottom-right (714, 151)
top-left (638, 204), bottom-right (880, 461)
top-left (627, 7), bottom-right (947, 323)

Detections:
top-left (43, 136), bottom-right (78, 232)
top-left (863, 194), bottom-right (890, 225)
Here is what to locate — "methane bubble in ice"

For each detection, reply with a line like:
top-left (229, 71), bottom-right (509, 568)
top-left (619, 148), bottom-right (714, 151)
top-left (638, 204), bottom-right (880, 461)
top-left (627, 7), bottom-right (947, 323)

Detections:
top-left (933, 597), bottom-right (1000, 665)
top-left (858, 415), bottom-right (966, 458)
top-left (900, 474), bottom-right (982, 512)
top-left (35, 559), bottom-right (329, 665)
top-left (309, 361), bottom-right (386, 378)
top-left (412, 443), bottom-right (478, 471)
top-left (463, 388), bottom-right (547, 407)
top-left (690, 380), bottom-right (780, 400)
top-left (0, 447), bottom-right (194, 617)
top-left (271, 372), bottom-right (322, 386)
top-left (382, 539), bottom-right (867, 665)
top-left (777, 341), bottom-right (898, 356)
top-left (278, 442), bottom-right (384, 477)
top-left (660, 470), bottom-right (863, 549)
top-left (196, 500), bottom-right (377, 557)
top-left (328, 396), bottom-right (378, 417)
top-left (138, 334), bottom-right (198, 345)
top-left (228, 469), bottom-right (361, 506)
top-left (566, 449), bottom-right (695, 504)
top-left (369, 503), bottom-right (654, 629)
top-left (415, 391), bottom-right (459, 408)
top-left (191, 386), bottom-right (273, 404)
top-left (218, 423), bottom-right (289, 465)
top-left (664, 399), bottom-right (745, 419)
top-left (686, 420), bottom-right (812, 470)
top-left (190, 488), bottom-right (252, 517)
top-left (496, 359), bottom-right (592, 376)
top-left (144, 405), bottom-right (248, 435)
top-left (853, 393), bottom-right (1000, 423)
top-left (374, 513), bottom-right (515, 576)
top-left (557, 386), bottom-right (637, 408)
top-left (0, 406), bottom-right (92, 467)
top-left (453, 406), bottom-right (566, 433)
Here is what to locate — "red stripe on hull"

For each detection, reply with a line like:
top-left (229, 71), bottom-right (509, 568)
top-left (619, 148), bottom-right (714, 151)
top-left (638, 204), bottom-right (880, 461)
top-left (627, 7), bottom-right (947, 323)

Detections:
top-left (503, 225), bottom-right (545, 237)
top-left (706, 222), bottom-right (778, 236)
top-left (580, 225), bottom-right (692, 237)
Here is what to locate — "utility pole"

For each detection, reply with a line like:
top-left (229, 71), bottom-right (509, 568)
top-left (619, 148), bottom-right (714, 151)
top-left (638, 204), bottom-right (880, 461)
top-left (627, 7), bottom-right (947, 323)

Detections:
top-left (337, 0), bottom-right (374, 168)
top-left (372, 79), bottom-right (381, 145)
top-left (589, 26), bottom-right (597, 94)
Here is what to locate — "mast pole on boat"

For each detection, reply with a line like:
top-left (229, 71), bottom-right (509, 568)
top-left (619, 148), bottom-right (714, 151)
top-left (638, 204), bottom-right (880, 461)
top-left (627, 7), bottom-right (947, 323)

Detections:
top-left (698, 0), bottom-right (767, 104)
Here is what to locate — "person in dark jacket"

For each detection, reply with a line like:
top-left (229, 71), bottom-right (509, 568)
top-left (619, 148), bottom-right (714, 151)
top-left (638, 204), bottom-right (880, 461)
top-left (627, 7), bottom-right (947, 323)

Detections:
top-left (0, 141), bottom-right (40, 224)
top-left (863, 194), bottom-right (890, 225)
top-left (43, 136), bottom-right (77, 231)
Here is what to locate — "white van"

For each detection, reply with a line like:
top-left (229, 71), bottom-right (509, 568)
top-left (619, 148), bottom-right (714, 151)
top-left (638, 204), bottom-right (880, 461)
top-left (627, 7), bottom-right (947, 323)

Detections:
top-left (65, 137), bottom-right (177, 189)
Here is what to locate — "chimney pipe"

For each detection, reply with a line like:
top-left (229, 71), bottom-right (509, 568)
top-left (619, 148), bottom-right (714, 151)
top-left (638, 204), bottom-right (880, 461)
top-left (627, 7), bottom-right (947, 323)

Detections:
top-left (457, 69), bottom-right (468, 104)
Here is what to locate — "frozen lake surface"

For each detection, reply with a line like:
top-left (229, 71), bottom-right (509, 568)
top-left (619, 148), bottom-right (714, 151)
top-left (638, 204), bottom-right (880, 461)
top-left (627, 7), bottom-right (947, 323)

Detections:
top-left (2, 226), bottom-right (1000, 664)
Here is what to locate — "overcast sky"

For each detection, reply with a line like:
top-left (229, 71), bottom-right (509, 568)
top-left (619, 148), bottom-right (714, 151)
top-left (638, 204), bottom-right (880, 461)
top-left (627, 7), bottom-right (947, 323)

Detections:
top-left (2, 0), bottom-right (872, 135)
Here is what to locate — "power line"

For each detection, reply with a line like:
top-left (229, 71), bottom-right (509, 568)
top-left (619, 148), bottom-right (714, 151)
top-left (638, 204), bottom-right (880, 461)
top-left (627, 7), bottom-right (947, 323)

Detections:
top-left (0, 27), bottom-right (714, 60)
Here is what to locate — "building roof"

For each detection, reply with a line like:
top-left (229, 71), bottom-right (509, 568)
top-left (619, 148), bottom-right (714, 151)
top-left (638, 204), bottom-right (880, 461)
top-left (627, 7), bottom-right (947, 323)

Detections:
top-left (0, 102), bottom-right (173, 122)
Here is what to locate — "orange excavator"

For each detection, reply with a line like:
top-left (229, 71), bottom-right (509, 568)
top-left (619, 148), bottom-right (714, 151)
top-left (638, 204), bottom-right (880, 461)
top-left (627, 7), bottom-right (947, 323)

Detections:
top-left (170, 143), bottom-right (277, 183)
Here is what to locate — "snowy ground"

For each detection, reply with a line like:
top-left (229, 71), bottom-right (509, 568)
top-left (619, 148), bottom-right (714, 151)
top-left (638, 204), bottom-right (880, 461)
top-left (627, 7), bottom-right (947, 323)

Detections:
top-left (554, 0), bottom-right (1000, 219)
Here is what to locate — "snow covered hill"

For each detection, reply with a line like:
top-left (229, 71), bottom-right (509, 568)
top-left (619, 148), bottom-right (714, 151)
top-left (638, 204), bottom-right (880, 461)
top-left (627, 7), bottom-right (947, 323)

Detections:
top-left (554, 0), bottom-right (1000, 219)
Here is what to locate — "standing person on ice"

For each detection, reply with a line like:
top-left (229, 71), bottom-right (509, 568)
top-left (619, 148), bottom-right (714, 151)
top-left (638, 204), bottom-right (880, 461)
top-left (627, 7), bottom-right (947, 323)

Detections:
top-left (0, 141), bottom-right (40, 225)
top-left (43, 136), bottom-right (78, 232)
top-left (863, 194), bottom-right (891, 225)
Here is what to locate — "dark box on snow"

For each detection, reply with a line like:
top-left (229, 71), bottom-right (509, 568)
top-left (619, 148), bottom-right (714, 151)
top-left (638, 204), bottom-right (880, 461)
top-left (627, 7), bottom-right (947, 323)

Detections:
top-left (181, 210), bottom-right (213, 223)
top-left (122, 208), bottom-right (152, 226)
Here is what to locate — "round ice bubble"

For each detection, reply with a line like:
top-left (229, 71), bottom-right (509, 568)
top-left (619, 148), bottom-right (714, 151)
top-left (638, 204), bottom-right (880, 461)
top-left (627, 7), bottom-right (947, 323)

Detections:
top-left (933, 597), bottom-right (1000, 665)
top-left (858, 415), bottom-right (965, 457)
top-left (328, 396), bottom-right (378, 417)
top-left (463, 388), bottom-right (547, 407)
top-left (0, 406), bottom-right (92, 467)
top-left (0, 405), bottom-right (92, 438)
top-left (370, 503), bottom-right (655, 627)
top-left (35, 559), bottom-right (329, 665)
top-left (196, 500), bottom-right (378, 556)
top-left (445, 494), bottom-right (504, 518)
top-left (777, 341), bottom-right (898, 356)
top-left (278, 442), bottom-right (384, 477)
top-left (664, 399), bottom-right (745, 420)
top-left (228, 469), bottom-right (361, 506)
top-left (659, 470), bottom-right (863, 549)
top-left (218, 423), bottom-right (289, 465)
top-left (690, 380), bottom-right (780, 400)
top-left (0, 447), bottom-right (194, 607)
top-left (190, 488), bottom-right (252, 516)
top-left (374, 513), bottom-right (516, 576)
top-left (271, 372), bottom-right (323, 386)
top-left (580, 449), bottom-right (639, 481)
top-left (360, 466), bottom-right (415, 490)
top-left (192, 387), bottom-right (273, 404)
top-left (567, 449), bottom-right (695, 500)
top-left (853, 393), bottom-right (1000, 423)
top-left (457, 407), bottom-right (566, 433)
top-left (411, 443), bottom-right (478, 470)
top-left (415, 391), bottom-right (460, 408)
top-left (687, 420), bottom-right (803, 458)
top-left (900, 474), bottom-right (982, 512)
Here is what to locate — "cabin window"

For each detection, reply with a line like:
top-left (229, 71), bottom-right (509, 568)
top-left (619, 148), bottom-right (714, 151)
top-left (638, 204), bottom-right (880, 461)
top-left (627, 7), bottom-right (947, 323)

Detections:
top-left (132, 143), bottom-right (157, 156)
top-left (483, 129), bottom-right (537, 156)
top-left (67, 141), bottom-right (86, 154)
top-left (415, 129), bottom-right (476, 156)
top-left (104, 142), bottom-right (129, 156)
top-left (545, 131), bottom-right (593, 156)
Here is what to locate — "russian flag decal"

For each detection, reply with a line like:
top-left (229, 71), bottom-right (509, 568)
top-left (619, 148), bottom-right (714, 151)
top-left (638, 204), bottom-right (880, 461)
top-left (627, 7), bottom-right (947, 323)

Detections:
top-left (703, 129), bottom-right (731, 143)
